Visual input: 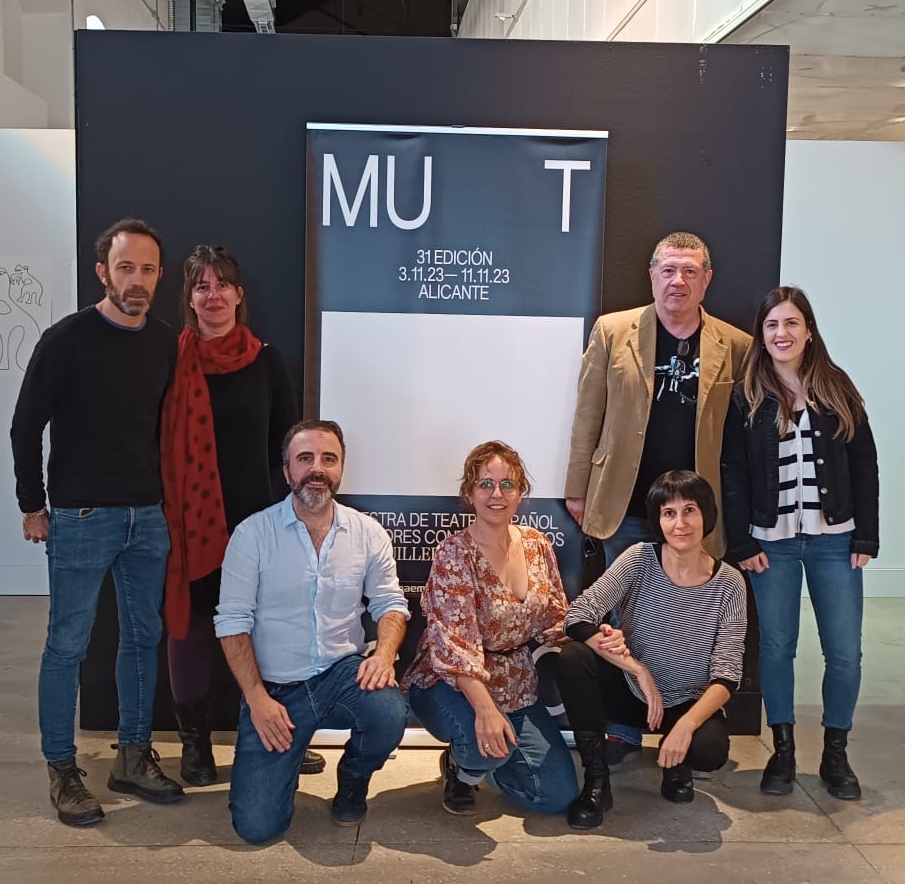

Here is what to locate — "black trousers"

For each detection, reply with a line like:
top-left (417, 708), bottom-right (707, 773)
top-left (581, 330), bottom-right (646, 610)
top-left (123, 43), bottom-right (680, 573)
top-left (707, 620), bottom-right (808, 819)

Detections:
top-left (556, 641), bottom-right (730, 772)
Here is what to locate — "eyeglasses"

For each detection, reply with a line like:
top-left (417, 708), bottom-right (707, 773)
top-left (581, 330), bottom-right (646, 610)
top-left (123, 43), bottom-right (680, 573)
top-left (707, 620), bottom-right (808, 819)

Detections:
top-left (474, 478), bottom-right (520, 495)
top-left (677, 339), bottom-right (690, 357)
top-left (192, 280), bottom-right (234, 296)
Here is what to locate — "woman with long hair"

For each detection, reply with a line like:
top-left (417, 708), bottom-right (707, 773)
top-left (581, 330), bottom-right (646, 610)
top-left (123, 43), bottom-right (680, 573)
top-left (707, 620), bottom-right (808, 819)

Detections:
top-left (722, 286), bottom-right (879, 800)
top-left (160, 245), bottom-right (324, 785)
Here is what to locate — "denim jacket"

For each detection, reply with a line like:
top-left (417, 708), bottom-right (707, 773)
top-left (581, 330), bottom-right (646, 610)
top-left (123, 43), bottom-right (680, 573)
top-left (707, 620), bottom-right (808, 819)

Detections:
top-left (720, 389), bottom-right (879, 562)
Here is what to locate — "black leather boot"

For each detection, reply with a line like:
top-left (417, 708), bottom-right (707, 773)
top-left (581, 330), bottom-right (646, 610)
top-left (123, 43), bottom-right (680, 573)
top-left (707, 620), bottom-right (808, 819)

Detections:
top-left (661, 764), bottom-right (695, 803)
top-left (299, 749), bottom-right (327, 775)
top-left (819, 727), bottom-right (861, 800)
top-left (174, 700), bottom-right (217, 786)
top-left (760, 723), bottom-right (796, 795)
top-left (568, 731), bottom-right (613, 830)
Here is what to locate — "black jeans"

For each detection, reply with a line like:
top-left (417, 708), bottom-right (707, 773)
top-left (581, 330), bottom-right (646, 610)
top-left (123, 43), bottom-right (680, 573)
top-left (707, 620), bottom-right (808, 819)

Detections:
top-left (556, 641), bottom-right (730, 772)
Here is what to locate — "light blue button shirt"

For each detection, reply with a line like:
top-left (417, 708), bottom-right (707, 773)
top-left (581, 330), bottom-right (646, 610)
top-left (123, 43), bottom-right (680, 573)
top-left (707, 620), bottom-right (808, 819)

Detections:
top-left (214, 495), bottom-right (410, 683)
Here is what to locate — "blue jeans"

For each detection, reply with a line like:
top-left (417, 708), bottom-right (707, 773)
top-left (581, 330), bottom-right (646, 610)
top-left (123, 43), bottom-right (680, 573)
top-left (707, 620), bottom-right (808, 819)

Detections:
top-left (39, 505), bottom-right (170, 762)
top-left (602, 515), bottom-right (656, 746)
top-left (409, 680), bottom-right (578, 815)
top-left (750, 532), bottom-right (862, 730)
top-left (229, 655), bottom-right (408, 844)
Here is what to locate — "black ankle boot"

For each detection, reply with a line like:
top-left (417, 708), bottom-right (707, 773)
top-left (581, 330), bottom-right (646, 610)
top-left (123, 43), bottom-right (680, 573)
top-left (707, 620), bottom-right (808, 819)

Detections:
top-left (819, 727), bottom-right (861, 800)
top-left (568, 731), bottom-right (613, 830)
top-left (173, 700), bottom-right (217, 787)
top-left (760, 723), bottom-right (796, 795)
top-left (661, 764), bottom-right (694, 803)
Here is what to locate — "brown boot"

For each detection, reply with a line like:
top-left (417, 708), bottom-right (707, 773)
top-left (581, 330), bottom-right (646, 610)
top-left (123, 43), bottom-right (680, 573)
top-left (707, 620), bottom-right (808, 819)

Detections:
top-left (48, 759), bottom-right (104, 826)
top-left (107, 743), bottom-right (185, 804)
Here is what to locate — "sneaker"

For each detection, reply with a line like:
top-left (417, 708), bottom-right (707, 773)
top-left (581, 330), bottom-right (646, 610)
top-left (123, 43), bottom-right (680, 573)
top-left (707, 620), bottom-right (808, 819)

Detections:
top-left (299, 749), bottom-right (327, 775)
top-left (691, 769), bottom-right (712, 780)
top-left (48, 760), bottom-right (105, 827)
top-left (439, 748), bottom-right (477, 816)
top-left (604, 736), bottom-right (642, 771)
top-left (331, 765), bottom-right (370, 826)
top-left (107, 742), bottom-right (185, 804)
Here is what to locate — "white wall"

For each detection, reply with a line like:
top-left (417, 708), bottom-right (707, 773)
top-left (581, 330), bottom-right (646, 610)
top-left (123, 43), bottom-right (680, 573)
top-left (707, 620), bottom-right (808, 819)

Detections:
top-left (459, 0), bottom-right (771, 41)
top-left (0, 128), bottom-right (76, 595)
top-left (0, 0), bottom-right (163, 129)
top-left (780, 141), bottom-right (904, 596)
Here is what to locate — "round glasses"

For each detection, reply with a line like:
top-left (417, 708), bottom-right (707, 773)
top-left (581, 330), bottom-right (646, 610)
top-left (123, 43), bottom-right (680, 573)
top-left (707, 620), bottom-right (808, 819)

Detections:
top-left (474, 478), bottom-right (520, 496)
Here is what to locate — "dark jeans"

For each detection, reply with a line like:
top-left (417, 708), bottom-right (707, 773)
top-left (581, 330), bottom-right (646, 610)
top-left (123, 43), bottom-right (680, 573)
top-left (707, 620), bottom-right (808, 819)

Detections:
top-left (556, 641), bottom-right (729, 772)
top-left (409, 680), bottom-right (578, 814)
top-left (750, 532), bottom-right (862, 730)
top-left (229, 655), bottom-right (408, 844)
top-left (40, 504), bottom-right (170, 762)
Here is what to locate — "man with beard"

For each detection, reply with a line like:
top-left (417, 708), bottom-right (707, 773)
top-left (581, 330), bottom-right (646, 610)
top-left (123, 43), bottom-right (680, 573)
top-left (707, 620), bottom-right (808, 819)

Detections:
top-left (214, 419), bottom-right (410, 843)
top-left (10, 218), bottom-right (183, 827)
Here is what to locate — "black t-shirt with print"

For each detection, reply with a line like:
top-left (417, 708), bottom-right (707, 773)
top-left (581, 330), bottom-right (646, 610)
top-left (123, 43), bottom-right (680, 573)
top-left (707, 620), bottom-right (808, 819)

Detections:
top-left (626, 321), bottom-right (701, 518)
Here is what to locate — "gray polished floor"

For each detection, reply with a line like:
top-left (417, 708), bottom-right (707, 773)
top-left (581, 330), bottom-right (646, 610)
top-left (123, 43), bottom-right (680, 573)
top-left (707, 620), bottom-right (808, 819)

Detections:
top-left (1, 595), bottom-right (902, 884)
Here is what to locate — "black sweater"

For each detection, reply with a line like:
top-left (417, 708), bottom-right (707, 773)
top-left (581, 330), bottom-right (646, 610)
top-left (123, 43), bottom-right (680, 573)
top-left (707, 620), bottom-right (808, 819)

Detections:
top-left (203, 344), bottom-right (299, 532)
top-left (10, 306), bottom-right (176, 510)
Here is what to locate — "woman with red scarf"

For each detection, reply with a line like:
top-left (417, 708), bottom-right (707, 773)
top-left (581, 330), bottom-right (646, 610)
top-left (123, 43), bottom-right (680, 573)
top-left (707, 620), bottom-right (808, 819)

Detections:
top-left (160, 245), bottom-right (324, 786)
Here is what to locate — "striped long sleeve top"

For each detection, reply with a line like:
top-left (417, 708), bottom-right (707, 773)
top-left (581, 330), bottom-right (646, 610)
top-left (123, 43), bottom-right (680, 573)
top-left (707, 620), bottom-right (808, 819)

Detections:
top-left (564, 543), bottom-right (747, 708)
top-left (751, 409), bottom-right (854, 542)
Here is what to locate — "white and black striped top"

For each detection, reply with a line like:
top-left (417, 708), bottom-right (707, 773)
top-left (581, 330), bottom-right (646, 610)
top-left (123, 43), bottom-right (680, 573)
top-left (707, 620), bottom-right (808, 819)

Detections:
top-left (751, 409), bottom-right (854, 542)
top-left (564, 543), bottom-right (747, 708)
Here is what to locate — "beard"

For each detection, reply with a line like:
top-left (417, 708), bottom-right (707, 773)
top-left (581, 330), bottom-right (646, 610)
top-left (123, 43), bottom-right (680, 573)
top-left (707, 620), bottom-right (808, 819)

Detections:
top-left (290, 471), bottom-right (338, 512)
top-left (107, 284), bottom-right (153, 317)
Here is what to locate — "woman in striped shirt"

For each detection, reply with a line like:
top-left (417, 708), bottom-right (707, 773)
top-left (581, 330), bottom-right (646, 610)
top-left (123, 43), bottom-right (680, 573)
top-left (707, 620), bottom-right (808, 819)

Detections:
top-left (721, 286), bottom-right (879, 802)
top-left (556, 470), bottom-right (747, 829)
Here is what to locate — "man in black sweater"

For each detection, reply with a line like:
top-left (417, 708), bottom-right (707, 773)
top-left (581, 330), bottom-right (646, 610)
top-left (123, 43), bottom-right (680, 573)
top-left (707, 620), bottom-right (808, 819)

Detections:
top-left (10, 218), bottom-right (184, 826)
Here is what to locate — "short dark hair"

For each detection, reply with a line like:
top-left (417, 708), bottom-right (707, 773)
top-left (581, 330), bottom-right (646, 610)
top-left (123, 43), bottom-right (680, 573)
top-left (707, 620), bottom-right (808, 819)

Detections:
top-left (645, 470), bottom-right (718, 540)
top-left (94, 218), bottom-right (163, 266)
top-left (181, 244), bottom-right (249, 333)
top-left (281, 419), bottom-right (346, 466)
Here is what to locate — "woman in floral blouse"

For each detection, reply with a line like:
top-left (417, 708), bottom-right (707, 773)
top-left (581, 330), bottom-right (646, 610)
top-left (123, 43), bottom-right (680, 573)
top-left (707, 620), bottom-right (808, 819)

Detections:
top-left (404, 441), bottom-right (621, 817)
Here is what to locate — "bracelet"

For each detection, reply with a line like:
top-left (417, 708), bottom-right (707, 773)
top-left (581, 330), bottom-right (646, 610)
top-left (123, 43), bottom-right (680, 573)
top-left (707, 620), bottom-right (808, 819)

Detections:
top-left (23, 508), bottom-right (48, 520)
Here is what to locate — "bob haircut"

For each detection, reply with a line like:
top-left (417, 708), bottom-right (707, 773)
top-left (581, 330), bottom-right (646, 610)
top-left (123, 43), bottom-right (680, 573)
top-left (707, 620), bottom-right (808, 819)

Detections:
top-left (458, 440), bottom-right (531, 507)
top-left (645, 470), bottom-right (718, 541)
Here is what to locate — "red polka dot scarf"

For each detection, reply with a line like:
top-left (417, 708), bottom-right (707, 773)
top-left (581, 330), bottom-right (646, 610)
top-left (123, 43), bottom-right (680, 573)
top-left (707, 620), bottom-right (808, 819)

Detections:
top-left (161, 324), bottom-right (262, 639)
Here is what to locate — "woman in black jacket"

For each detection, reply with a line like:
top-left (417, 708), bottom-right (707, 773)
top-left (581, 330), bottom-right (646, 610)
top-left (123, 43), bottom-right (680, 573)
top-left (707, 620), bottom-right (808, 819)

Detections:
top-left (721, 286), bottom-right (879, 801)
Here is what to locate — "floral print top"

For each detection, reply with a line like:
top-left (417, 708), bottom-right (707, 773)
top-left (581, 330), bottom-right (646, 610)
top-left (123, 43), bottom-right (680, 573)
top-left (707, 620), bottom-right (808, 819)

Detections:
top-left (402, 526), bottom-right (569, 713)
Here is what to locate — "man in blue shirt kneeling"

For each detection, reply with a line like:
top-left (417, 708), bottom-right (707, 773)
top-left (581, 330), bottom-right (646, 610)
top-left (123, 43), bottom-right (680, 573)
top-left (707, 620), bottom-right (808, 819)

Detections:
top-left (214, 419), bottom-right (410, 843)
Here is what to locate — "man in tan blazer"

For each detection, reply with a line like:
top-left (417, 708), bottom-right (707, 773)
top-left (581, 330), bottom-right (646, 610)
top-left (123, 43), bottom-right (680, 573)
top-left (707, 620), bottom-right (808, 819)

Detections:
top-left (564, 231), bottom-right (751, 766)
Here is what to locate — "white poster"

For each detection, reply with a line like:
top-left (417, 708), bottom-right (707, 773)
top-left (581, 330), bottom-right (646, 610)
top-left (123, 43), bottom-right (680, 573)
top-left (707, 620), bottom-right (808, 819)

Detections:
top-left (0, 129), bottom-right (77, 595)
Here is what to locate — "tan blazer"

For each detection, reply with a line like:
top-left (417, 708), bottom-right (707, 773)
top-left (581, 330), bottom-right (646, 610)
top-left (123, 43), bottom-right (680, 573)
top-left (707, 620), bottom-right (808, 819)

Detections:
top-left (565, 303), bottom-right (751, 556)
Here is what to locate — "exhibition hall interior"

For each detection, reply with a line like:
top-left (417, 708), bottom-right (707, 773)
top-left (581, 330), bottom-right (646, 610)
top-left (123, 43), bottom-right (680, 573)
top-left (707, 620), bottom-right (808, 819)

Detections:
top-left (1, 2), bottom-right (903, 882)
